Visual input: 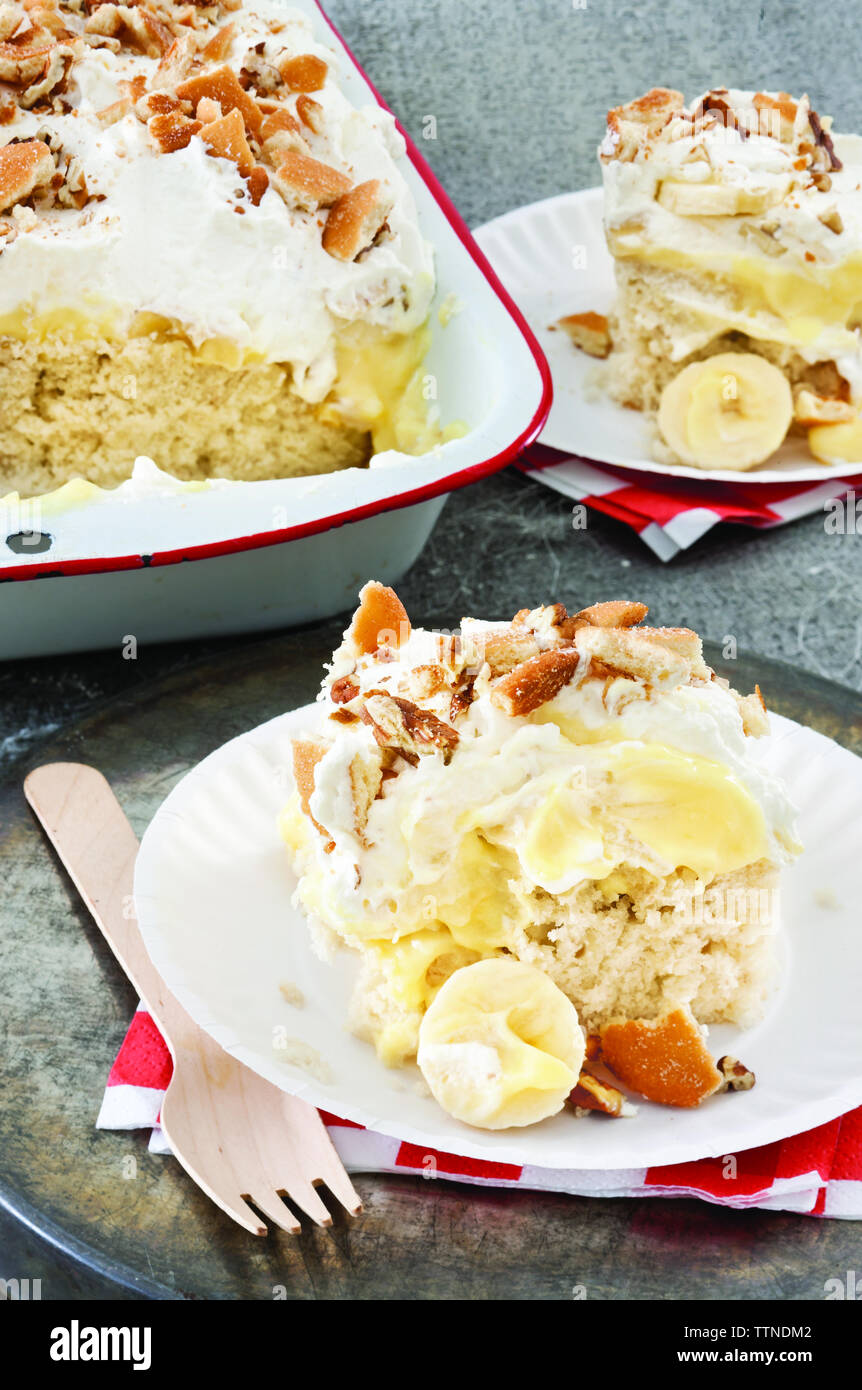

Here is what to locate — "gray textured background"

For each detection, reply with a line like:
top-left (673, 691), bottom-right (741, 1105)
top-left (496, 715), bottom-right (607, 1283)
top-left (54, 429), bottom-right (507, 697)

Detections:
top-left (2, 0), bottom-right (862, 1298)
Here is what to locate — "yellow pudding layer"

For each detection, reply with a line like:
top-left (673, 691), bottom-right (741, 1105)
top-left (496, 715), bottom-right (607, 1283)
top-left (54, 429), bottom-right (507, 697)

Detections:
top-left (324, 319), bottom-right (464, 454)
top-left (602, 744), bottom-right (768, 876)
top-left (282, 734), bottom-right (771, 1064)
top-left (608, 237), bottom-right (862, 346)
top-left (471, 742), bottom-right (768, 884)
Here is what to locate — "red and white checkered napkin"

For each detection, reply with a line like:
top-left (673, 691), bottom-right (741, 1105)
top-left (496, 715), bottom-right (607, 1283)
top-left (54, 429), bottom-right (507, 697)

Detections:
top-left (520, 445), bottom-right (862, 561)
top-left (98, 1006), bottom-right (862, 1218)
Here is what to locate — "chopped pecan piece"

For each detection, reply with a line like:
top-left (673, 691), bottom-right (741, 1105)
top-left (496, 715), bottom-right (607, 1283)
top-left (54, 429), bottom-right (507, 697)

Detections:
top-left (449, 673), bottom-right (476, 722)
top-left (716, 1055), bottom-right (756, 1092)
top-left (241, 45), bottom-right (283, 96)
top-left (554, 310), bottom-right (612, 359)
top-left (808, 106), bottom-right (841, 171)
top-left (817, 208), bottom-right (844, 236)
top-left (330, 675), bottom-right (359, 704)
top-left (279, 52), bottom-right (326, 92)
top-left (328, 707), bottom-right (358, 725)
top-left (569, 1071), bottom-right (632, 1117)
top-left (270, 148), bottom-right (350, 211)
top-left (322, 178), bottom-right (392, 261)
top-left (0, 36), bottom-right (55, 86)
top-left (19, 41), bottom-right (74, 109)
top-left (54, 152), bottom-right (88, 208)
top-left (0, 137), bottom-right (54, 212)
top-left (361, 693), bottom-right (459, 765)
top-left (490, 647), bottom-right (581, 717)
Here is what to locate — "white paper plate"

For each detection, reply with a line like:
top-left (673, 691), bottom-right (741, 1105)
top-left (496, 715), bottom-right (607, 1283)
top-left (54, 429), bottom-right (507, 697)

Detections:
top-left (134, 702), bottom-right (862, 1170)
top-left (473, 188), bottom-right (858, 485)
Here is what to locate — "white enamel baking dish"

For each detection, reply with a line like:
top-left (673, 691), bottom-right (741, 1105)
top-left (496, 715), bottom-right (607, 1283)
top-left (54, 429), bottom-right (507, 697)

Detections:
top-left (0, 0), bottom-right (551, 660)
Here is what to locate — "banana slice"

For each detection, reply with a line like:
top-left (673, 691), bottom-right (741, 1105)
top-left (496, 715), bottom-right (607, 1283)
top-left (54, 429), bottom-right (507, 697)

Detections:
top-left (657, 179), bottom-right (788, 217)
top-left (658, 353), bottom-right (793, 470)
top-left (808, 417), bottom-right (862, 464)
top-left (417, 958), bottom-right (584, 1129)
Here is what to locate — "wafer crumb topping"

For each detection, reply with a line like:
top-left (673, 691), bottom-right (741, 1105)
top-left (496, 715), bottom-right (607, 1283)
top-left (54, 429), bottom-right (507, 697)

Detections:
top-left (601, 85), bottom-right (842, 196)
top-left (292, 583), bottom-right (771, 846)
top-left (0, 0), bottom-right (396, 260)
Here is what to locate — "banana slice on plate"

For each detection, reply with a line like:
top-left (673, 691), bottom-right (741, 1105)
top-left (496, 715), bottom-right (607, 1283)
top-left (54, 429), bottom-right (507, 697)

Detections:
top-left (658, 352), bottom-right (793, 470)
top-left (417, 958), bottom-right (584, 1130)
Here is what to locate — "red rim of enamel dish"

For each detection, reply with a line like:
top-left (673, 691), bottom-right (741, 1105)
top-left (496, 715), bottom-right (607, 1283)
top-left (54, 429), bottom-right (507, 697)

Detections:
top-left (1, 2), bottom-right (553, 584)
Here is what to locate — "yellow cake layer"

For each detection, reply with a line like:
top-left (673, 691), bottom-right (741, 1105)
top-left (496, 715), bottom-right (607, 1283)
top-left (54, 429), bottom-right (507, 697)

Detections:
top-left (0, 309), bottom-right (445, 497)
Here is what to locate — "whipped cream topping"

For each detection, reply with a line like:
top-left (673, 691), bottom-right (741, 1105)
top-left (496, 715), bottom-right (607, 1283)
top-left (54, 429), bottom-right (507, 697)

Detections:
top-left (294, 609), bottom-right (799, 936)
top-left (0, 0), bottom-right (435, 403)
top-left (600, 87), bottom-right (862, 372)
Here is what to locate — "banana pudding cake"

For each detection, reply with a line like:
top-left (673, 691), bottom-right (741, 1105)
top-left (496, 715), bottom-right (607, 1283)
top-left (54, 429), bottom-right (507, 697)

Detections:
top-left (561, 87), bottom-right (862, 471)
top-left (0, 0), bottom-right (439, 495)
top-left (281, 582), bottom-right (800, 1129)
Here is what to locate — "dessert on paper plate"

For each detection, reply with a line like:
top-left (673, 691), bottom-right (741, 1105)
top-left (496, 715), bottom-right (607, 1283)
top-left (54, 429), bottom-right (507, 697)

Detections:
top-left (0, 0), bottom-right (443, 496)
top-left (558, 87), bottom-right (862, 471)
top-left (281, 582), bottom-right (800, 1130)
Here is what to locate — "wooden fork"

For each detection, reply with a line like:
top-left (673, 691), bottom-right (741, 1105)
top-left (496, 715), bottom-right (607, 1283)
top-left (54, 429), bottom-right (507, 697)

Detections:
top-left (24, 762), bottom-right (362, 1237)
